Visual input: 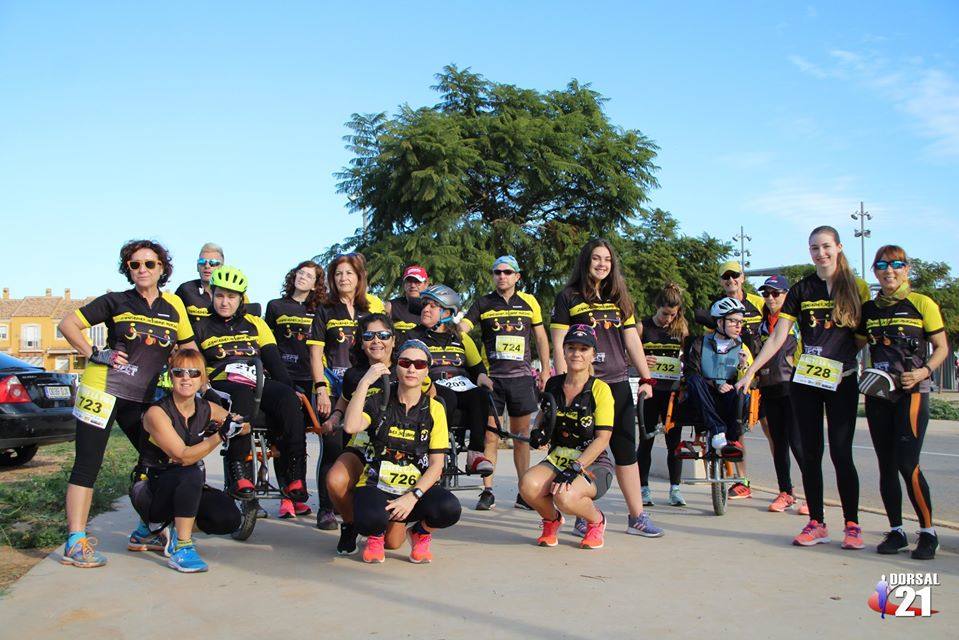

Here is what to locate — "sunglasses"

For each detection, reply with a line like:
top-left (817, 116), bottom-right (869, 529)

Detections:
top-left (171, 367), bottom-right (202, 379)
top-left (128, 260), bottom-right (160, 271)
top-left (397, 357), bottom-right (429, 370)
top-left (874, 260), bottom-right (908, 271)
top-left (721, 272), bottom-right (741, 280)
top-left (492, 269), bottom-right (516, 276)
top-left (197, 258), bottom-right (223, 268)
top-left (761, 290), bottom-right (784, 298)
top-left (362, 330), bottom-right (394, 342)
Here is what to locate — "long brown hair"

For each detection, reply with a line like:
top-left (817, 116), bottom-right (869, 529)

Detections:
top-left (281, 260), bottom-right (328, 312)
top-left (654, 282), bottom-right (688, 340)
top-left (567, 238), bottom-right (635, 320)
top-left (327, 253), bottom-right (370, 312)
top-left (809, 225), bottom-right (860, 328)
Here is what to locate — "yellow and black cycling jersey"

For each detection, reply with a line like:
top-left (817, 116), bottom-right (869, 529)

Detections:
top-left (192, 312), bottom-right (277, 381)
top-left (75, 290), bottom-right (194, 403)
top-left (174, 279), bottom-right (250, 326)
top-left (551, 287), bottom-right (636, 383)
top-left (265, 296), bottom-right (315, 383)
top-left (462, 290), bottom-right (543, 379)
top-left (640, 317), bottom-right (682, 357)
top-left (405, 326), bottom-right (487, 381)
top-left (355, 386), bottom-right (449, 488)
top-left (307, 293), bottom-right (386, 372)
top-left (543, 374), bottom-right (614, 453)
top-left (779, 273), bottom-right (870, 373)
top-left (857, 292), bottom-right (944, 393)
top-left (388, 296), bottom-right (422, 343)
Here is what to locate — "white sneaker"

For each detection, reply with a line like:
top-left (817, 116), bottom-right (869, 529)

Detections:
top-left (710, 433), bottom-right (728, 451)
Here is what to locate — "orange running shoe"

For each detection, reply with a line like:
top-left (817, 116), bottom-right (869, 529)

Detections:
top-left (408, 527), bottom-right (433, 564)
top-left (363, 535), bottom-right (386, 563)
top-left (537, 513), bottom-right (565, 547)
top-left (797, 501), bottom-right (809, 516)
top-left (278, 499), bottom-right (296, 519)
top-left (768, 492), bottom-right (796, 513)
top-left (580, 512), bottom-right (606, 550)
top-left (841, 521), bottom-right (864, 550)
top-left (793, 520), bottom-right (830, 546)
top-left (729, 482), bottom-right (752, 499)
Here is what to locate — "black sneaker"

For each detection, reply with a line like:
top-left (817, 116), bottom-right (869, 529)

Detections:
top-left (876, 529), bottom-right (908, 555)
top-left (475, 489), bottom-right (495, 511)
top-left (337, 522), bottom-right (358, 555)
top-left (315, 508), bottom-right (339, 530)
top-left (514, 493), bottom-right (533, 510)
top-left (911, 532), bottom-right (939, 560)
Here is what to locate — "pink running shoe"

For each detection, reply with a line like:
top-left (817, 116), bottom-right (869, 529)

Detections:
top-left (793, 520), bottom-right (830, 546)
top-left (537, 513), bottom-right (565, 547)
top-left (278, 499), bottom-right (296, 519)
top-left (841, 521), bottom-right (864, 550)
top-left (580, 512), bottom-right (606, 550)
top-left (363, 535), bottom-right (385, 563)
top-left (768, 492), bottom-right (796, 513)
top-left (408, 527), bottom-right (433, 564)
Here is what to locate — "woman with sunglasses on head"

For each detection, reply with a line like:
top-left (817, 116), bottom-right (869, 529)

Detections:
top-left (265, 259), bottom-right (328, 519)
top-left (308, 252), bottom-right (386, 529)
top-left (636, 283), bottom-right (688, 507)
top-left (57, 240), bottom-right (197, 568)
top-left (322, 313), bottom-right (396, 555)
top-left (133, 349), bottom-right (249, 573)
top-left (756, 275), bottom-right (808, 515)
top-left (174, 242), bottom-right (226, 326)
top-left (551, 239), bottom-right (661, 538)
top-left (192, 266), bottom-right (309, 508)
top-left (857, 246), bottom-right (948, 560)
top-left (738, 226), bottom-right (870, 549)
top-left (345, 340), bottom-right (461, 564)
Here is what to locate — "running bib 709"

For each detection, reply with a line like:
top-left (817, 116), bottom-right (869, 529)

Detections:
top-left (225, 362), bottom-right (257, 387)
top-left (547, 446), bottom-right (582, 471)
top-left (792, 354), bottom-right (842, 391)
top-left (494, 335), bottom-right (525, 361)
top-left (650, 356), bottom-right (681, 381)
top-left (376, 460), bottom-right (421, 495)
top-left (72, 384), bottom-right (117, 429)
top-left (434, 375), bottom-right (477, 392)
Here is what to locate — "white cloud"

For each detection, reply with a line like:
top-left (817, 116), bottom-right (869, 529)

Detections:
top-left (744, 176), bottom-right (862, 229)
top-left (717, 150), bottom-right (775, 170)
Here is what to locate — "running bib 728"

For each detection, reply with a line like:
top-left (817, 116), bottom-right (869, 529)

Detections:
top-left (434, 375), bottom-right (477, 392)
top-left (650, 356), bottom-right (681, 381)
top-left (793, 354), bottom-right (842, 391)
top-left (547, 446), bottom-right (582, 471)
top-left (72, 384), bottom-right (117, 429)
top-left (494, 335), bottom-right (525, 361)
top-left (376, 460), bottom-right (421, 495)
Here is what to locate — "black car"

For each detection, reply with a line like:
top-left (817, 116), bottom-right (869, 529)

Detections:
top-left (0, 352), bottom-right (76, 468)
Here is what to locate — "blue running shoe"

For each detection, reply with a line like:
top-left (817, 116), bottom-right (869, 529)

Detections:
top-left (626, 512), bottom-right (664, 538)
top-left (642, 486), bottom-right (654, 506)
top-left (60, 536), bottom-right (106, 568)
top-left (128, 523), bottom-right (167, 552)
top-left (163, 526), bottom-right (178, 558)
top-left (572, 517), bottom-right (587, 538)
top-left (167, 542), bottom-right (208, 573)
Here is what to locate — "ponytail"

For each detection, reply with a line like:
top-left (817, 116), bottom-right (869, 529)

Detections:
top-left (810, 226), bottom-right (861, 328)
top-left (654, 282), bottom-right (689, 340)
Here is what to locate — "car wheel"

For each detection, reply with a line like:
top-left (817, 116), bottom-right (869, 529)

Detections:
top-left (0, 444), bottom-right (39, 468)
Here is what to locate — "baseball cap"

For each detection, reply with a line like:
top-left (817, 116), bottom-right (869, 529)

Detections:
top-left (719, 260), bottom-right (743, 276)
top-left (759, 275), bottom-right (789, 292)
top-left (403, 265), bottom-right (429, 282)
top-left (564, 324), bottom-right (598, 349)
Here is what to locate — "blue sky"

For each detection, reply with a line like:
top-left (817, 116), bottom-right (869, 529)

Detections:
top-left (1, 2), bottom-right (957, 304)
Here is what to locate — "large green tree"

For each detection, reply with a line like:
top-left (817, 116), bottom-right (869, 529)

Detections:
top-left (909, 259), bottom-right (959, 349)
top-left (328, 65), bottom-right (729, 323)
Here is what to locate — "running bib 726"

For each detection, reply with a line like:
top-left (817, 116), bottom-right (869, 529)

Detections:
top-left (494, 335), bottom-right (525, 361)
top-left (650, 356), bottom-right (681, 381)
top-left (547, 446), bottom-right (582, 471)
top-left (72, 384), bottom-right (117, 429)
top-left (793, 354), bottom-right (842, 391)
top-left (376, 460), bottom-right (421, 495)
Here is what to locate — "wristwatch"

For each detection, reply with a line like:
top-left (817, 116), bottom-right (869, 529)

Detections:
top-left (410, 487), bottom-right (424, 500)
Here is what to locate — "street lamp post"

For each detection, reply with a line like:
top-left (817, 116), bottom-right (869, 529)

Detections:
top-left (733, 225), bottom-right (752, 270)
top-left (851, 201), bottom-right (872, 277)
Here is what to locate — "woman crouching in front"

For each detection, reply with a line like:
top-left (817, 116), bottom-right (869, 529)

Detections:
top-left (519, 325), bottom-right (615, 549)
top-left (343, 339), bottom-right (461, 564)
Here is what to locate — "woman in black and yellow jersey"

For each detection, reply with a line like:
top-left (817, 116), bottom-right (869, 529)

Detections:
top-left (308, 252), bottom-right (386, 529)
top-left (192, 267), bottom-right (308, 506)
top-left (344, 340), bottom-right (461, 564)
top-left (857, 245), bottom-right (948, 560)
top-left (739, 226), bottom-right (870, 550)
top-left (265, 259), bottom-right (327, 519)
top-left (323, 313), bottom-right (396, 555)
top-left (520, 325), bottom-right (615, 550)
top-left (636, 283), bottom-right (688, 507)
top-left (57, 239), bottom-right (197, 568)
top-left (551, 239), bottom-right (661, 538)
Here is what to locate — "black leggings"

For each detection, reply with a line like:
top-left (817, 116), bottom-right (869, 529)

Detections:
top-left (607, 380), bottom-right (637, 465)
top-left (434, 384), bottom-right (488, 453)
top-left (353, 485), bottom-right (462, 537)
top-left (637, 390), bottom-right (682, 486)
top-left (866, 392), bottom-right (932, 529)
top-left (69, 398), bottom-right (145, 488)
top-left (763, 393), bottom-right (804, 494)
top-left (790, 375), bottom-right (860, 524)
top-left (211, 379), bottom-right (306, 468)
top-left (317, 428), bottom-right (344, 511)
top-left (147, 466), bottom-right (241, 534)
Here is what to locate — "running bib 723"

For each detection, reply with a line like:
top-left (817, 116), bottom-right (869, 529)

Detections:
top-left (792, 354), bottom-right (842, 391)
top-left (72, 384), bottom-right (118, 429)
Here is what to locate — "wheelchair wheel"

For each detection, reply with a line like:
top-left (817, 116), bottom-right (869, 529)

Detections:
top-left (710, 459), bottom-right (727, 516)
top-left (232, 499), bottom-right (258, 541)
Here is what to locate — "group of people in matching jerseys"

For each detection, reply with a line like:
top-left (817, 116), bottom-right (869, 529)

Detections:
top-left (55, 224), bottom-right (947, 572)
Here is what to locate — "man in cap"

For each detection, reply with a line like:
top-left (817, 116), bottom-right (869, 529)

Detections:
top-left (386, 265), bottom-right (430, 343)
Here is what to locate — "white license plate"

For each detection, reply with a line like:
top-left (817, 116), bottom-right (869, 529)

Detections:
top-left (44, 386), bottom-right (71, 399)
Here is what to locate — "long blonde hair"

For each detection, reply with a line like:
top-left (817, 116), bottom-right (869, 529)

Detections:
top-left (654, 282), bottom-right (689, 340)
top-left (810, 226), bottom-right (861, 328)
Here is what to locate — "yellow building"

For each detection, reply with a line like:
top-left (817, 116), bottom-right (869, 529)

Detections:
top-left (0, 288), bottom-right (104, 373)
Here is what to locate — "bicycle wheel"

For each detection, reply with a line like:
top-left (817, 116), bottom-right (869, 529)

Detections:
top-left (232, 499), bottom-right (258, 541)
top-left (710, 458), bottom-right (727, 516)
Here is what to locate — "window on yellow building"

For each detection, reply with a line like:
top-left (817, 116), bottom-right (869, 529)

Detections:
top-left (55, 356), bottom-right (69, 372)
top-left (21, 324), bottom-right (41, 351)
top-left (0, 324), bottom-right (7, 341)
top-left (55, 326), bottom-right (64, 340)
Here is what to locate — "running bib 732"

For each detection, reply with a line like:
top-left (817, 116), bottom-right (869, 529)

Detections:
top-left (650, 356), bottom-right (681, 381)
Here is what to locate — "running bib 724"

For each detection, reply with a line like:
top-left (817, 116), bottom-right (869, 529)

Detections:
top-left (793, 354), bottom-right (842, 391)
top-left (494, 335), bottom-right (525, 361)
top-left (72, 384), bottom-right (118, 429)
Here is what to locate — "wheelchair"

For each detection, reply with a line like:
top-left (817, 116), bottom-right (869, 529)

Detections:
top-left (639, 382), bottom-right (760, 516)
top-left (214, 358), bottom-right (322, 540)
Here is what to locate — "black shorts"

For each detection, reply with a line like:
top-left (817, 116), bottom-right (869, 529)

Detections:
top-left (491, 375), bottom-right (538, 417)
